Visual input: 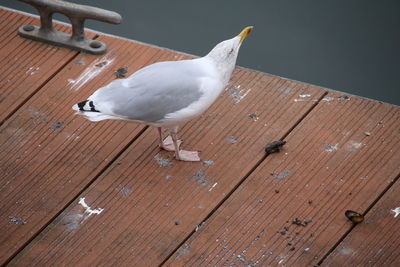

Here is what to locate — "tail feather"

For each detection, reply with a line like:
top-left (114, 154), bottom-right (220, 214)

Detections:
top-left (72, 99), bottom-right (124, 122)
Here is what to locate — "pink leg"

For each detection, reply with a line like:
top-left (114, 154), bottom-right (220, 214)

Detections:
top-left (176, 150), bottom-right (201, 162)
top-left (158, 127), bottom-right (182, 151)
top-left (169, 126), bottom-right (200, 162)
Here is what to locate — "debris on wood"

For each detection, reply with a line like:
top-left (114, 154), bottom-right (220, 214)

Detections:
top-left (277, 228), bottom-right (287, 235)
top-left (248, 113), bottom-right (259, 121)
top-left (292, 218), bottom-right (312, 227)
top-left (338, 95), bottom-right (350, 101)
top-left (202, 160), bottom-right (214, 166)
top-left (227, 136), bottom-right (237, 144)
top-left (114, 67), bottom-right (128, 78)
top-left (50, 121), bottom-right (64, 130)
top-left (9, 216), bottom-right (26, 225)
top-left (265, 140), bottom-right (286, 154)
top-left (345, 210), bottom-right (364, 224)
top-left (95, 61), bottom-right (107, 68)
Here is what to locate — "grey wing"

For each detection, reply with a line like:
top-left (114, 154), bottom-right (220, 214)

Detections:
top-left (91, 60), bottom-right (206, 123)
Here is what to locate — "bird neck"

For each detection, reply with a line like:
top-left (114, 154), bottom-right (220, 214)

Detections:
top-left (205, 55), bottom-right (237, 86)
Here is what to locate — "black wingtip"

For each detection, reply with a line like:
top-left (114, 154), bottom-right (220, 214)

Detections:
top-left (89, 101), bottom-right (100, 112)
top-left (77, 100), bottom-right (88, 111)
top-left (76, 100), bottom-right (100, 112)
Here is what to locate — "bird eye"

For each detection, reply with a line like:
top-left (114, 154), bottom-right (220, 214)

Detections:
top-left (228, 48), bottom-right (234, 55)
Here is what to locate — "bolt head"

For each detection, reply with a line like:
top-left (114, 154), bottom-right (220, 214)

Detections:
top-left (23, 25), bottom-right (35, 32)
top-left (90, 41), bottom-right (102, 49)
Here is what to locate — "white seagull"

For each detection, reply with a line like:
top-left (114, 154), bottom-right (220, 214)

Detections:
top-left (73, 26), bottom-right (253, 161)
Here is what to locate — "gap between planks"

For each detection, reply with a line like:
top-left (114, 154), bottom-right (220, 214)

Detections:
top-left (316, 171), bottom-right (400, 266)
top-left (158, 91), bottom-right (329, 266)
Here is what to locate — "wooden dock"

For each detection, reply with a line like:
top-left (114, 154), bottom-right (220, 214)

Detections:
top-left (1, 8), bottom-right (399, 266)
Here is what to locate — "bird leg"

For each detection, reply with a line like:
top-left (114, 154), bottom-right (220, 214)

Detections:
top-left (158, 127), bottom-right (182, 151)
top-left (169, 126), bottom-right (200, 162)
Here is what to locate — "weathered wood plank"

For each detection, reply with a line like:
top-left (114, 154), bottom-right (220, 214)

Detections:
top-left (324, 179), bottom-right (400, 266)
top-left (164, 93), bottom-right (400, 266)
top-left (0, 34), bottom-right (184, 264)
top-left (0, 9), bottom-right (89, 124)
top-left (9, 67), bottom-right (326, 265)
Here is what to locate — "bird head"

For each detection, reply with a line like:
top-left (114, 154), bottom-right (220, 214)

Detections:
top-left (206, 26), bottom-right (253, 83)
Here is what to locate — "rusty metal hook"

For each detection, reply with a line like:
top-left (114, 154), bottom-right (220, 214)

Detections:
top-left (17, 0), bottom-right (122, 54)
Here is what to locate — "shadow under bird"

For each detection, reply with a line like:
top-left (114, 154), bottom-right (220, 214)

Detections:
top-left (73, 26), bottom-right (253, 161)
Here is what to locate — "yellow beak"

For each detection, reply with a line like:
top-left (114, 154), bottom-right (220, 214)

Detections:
top-left (238, 26), bottom-right (253, 43)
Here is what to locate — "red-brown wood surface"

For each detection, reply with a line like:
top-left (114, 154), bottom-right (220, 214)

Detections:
top-left (9, 68), bottom-right (326, 265)
top-left (324, 179), bottom-right (400, 266)
top-left (1, 9), bottom-right (400, 267)
top-left (0, 34), bottom-right (186, 264)
top-left (166, 93), bottom-right (400, 266)
top-left (0, 9), bottom-right (87, 124)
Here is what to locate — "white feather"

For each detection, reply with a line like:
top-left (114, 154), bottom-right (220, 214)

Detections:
top-left (73, 35), bottom-right (243, 127)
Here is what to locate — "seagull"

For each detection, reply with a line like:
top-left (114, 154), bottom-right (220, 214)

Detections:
top-left (72, 26), bottom-right (253, 161)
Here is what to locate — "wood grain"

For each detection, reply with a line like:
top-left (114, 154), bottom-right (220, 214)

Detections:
top-left (0, 34), bottom-right (185, 264)
top-left (324, 179), bottom-right (400, 266)
top-left (0, 9), bottom-right (90, 124)
top-left (3, 8), bottom-right (399, 267)
top-left (9, 64), bottom-right (326, 266)
top-left (165, 93), bottom-right (400, 266)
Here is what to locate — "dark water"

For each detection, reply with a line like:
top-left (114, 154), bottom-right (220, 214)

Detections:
top-left (3, 0), bottom-right (400, 105)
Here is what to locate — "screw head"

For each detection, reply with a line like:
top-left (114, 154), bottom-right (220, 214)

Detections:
top-left (23, 25), bottom-right (35, 32)
top-left (90, 41), bottom-right (102, 49)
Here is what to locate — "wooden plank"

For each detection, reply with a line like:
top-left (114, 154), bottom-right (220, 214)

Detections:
top-left (0, 9), bottom-right (89, 124)
top-left (8, 64), bottom-right (327, 265)
top-left (324, 180), bottom-right (400, 266)
top-left (0, 34), bottom-right (184, 264)
top-left (164, 93), bottom-right (400, 266)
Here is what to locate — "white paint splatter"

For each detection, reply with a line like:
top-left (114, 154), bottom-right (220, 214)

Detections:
top-left (68, 56), bottom-right (114, 91)
top-left (280, 87), bottom-right (292, 94)
top-left (299, 94), bottom-right (311, 98)
top-left (349, 141), bottom-right (363, 149)
top-left (338, 247), bottom-right (353, 255)
top-left (63, 214), bottom-right (84, 230)
top-left (154, 154), bottom-right (172, 167)
top-left (278, 256), bottom-right (287, 265)
top-left (79, 197), bottom-right (104, 216)
top-left (26, 66), bottom-right (39, 75)
top-left (391, 207), bottom-right (400, 218)
top-left (344, 140), bottom-right (363, 152)
top-left (294, 98), bottom-right (317, 102)
top-left (176, 244), bottom-right (190, 259)
top-left (65, 133), bottom-right (80, 140)
top-left (227, 85), bottom-right (252, 103)
top-left (322, 96), bottom-right (335, 102)
top-left (208, 182), bottom-right (218, 192)
top-left (324, 143), bottom-right (338, 152)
